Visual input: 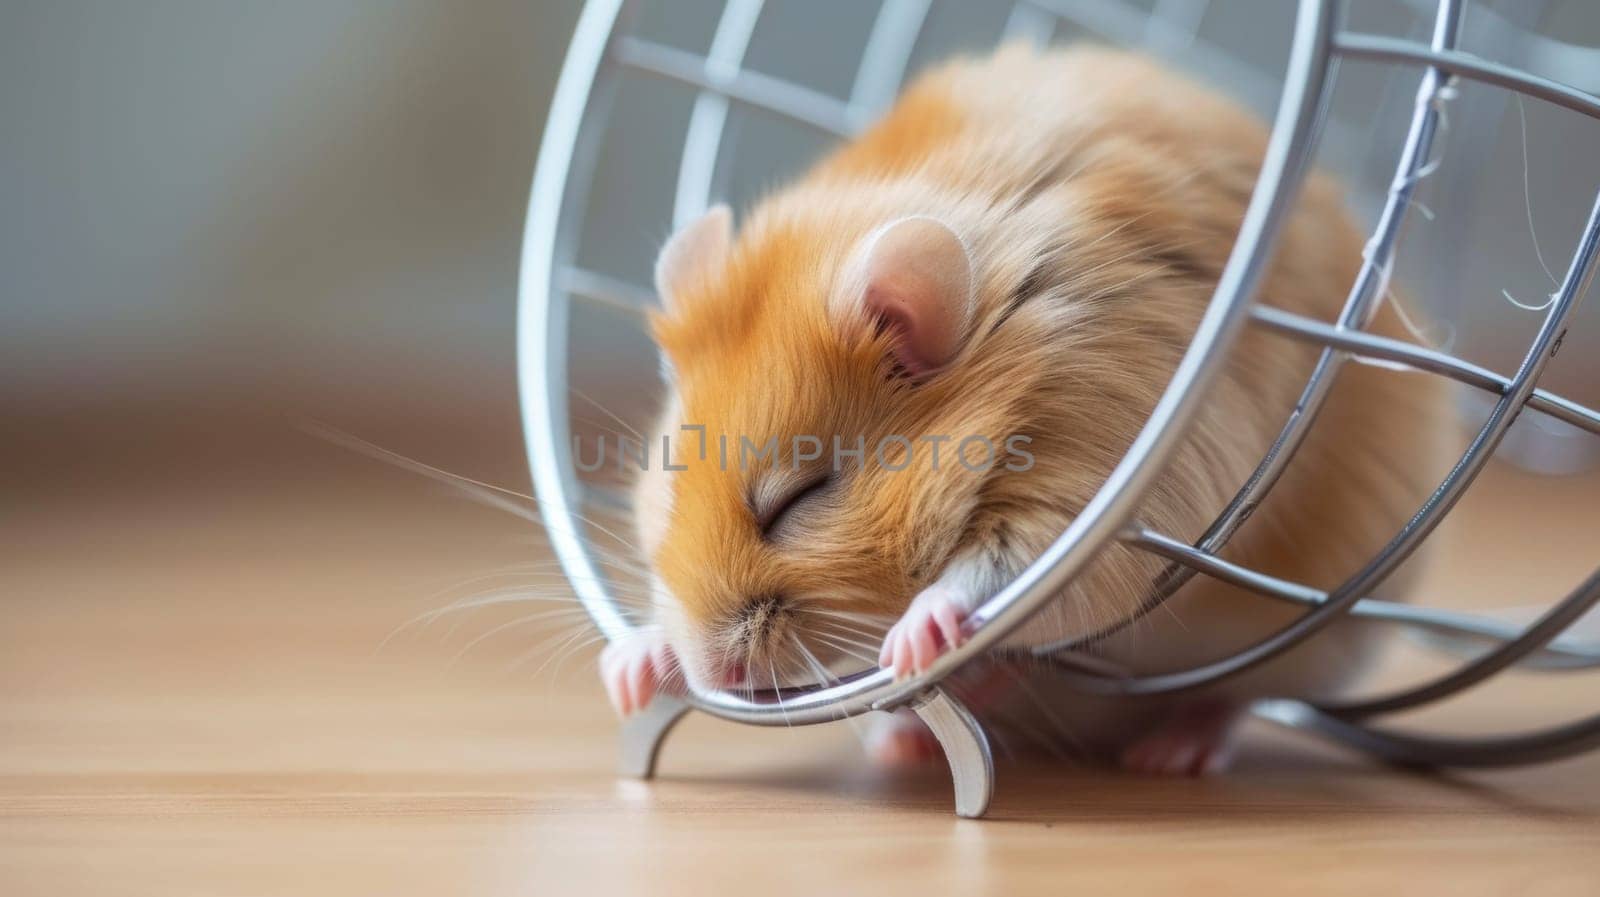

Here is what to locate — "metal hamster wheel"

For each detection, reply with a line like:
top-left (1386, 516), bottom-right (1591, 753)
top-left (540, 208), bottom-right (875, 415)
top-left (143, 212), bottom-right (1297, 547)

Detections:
top-left (519, 0), bottom-right (1600, 817)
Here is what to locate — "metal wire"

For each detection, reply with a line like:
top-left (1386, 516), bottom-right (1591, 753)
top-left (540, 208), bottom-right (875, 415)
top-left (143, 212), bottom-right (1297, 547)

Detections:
top-left (1123, 528), bottom-right (1600, 672)
top-left (1031, 0), bottom-right (1468, 656)
top-left (520, 0), bottom-right (1600, 780)
top-left (1059, 187), bottom-right (1600, 698)
top-left (1251, 304), bottom-right (1600, 435)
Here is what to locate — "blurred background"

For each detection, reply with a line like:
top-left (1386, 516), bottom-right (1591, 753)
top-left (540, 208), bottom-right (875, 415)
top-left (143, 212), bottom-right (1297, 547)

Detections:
top-left (4, 0), bottom-right (1599, 501)
top-left (3, 0), bottom-right (593, 504)
top-left (2, 3), bottom-right (1600, 891)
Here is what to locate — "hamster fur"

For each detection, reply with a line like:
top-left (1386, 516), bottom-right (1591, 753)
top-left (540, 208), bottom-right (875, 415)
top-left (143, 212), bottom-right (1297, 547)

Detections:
top-left (599, 45), bottom-right (1446, 773)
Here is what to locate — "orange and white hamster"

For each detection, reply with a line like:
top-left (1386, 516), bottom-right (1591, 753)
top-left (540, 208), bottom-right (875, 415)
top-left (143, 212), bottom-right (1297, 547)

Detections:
top-left (598, 45), bottom-right (1443, 773)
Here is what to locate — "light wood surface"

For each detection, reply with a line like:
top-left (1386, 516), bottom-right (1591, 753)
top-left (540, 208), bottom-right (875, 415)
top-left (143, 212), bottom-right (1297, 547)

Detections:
top-left (3, 428), bottom-right (1598, 896)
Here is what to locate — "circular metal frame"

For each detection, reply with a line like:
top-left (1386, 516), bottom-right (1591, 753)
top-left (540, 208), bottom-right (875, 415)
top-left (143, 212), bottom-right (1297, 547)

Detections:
top-left (519, 0), bottom-right (1600, 816)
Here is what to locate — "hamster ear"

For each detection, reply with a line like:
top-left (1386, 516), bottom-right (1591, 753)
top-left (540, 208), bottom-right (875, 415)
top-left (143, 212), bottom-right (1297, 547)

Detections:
top-left (844, 216), bottom-right (974, 378)
top-left (654, 204), bottom-right (733, 311)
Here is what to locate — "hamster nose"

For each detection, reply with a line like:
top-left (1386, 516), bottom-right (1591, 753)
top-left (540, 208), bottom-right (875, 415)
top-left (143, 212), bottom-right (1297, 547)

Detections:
top-left (710, 660), bottom-right (747, 688)
top-left (700, 658), bottom-right (742, 684)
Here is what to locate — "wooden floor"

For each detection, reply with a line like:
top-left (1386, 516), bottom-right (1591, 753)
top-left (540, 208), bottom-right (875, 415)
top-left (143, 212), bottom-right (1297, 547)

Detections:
top-left (3, 426), bottom-right (1598, 896)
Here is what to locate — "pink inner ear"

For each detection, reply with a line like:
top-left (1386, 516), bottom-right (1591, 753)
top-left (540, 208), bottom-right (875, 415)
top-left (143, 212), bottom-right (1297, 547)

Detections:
top-left (866, 284), bottom-right (941, 377)
top-left (858, 217), bottom-right (973, 377)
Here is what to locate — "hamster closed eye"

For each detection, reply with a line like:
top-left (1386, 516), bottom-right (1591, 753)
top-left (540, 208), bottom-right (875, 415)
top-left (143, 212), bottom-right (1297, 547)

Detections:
top-left (599, 45), bottom-right (1446, 774)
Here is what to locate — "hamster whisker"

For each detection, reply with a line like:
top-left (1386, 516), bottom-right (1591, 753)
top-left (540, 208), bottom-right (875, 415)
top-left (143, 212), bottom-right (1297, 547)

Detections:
top-left (569, 386), bottom-right (647, 444)
top-left (810, 639), bottom-right (881, 669)
top-left (447, 608), bottom-right (595, 666)
top-left (802, 607), bottom-right (890, 628)
top-left (383, 586), bottom-right (651, 652)
top-left (428, 571), bottom-right (656, 609)
top-left (805, 617), bottom-right (888, 644)
top-left (547, 628), bottom-right (620, 684)
top-left (305, 422), bottom-right (662, 655)
top-left (423, 574), bottom-right (656, 621)
top-left (812, 623), bottom-right (876, 642)
top-left (767, 657), bottom-right (792, 728)
top-left (741, 643), bottom-right (762, 705)
top-left (422, 584), bottom-right (652, 625)
top-left (827, 608), bottom-right (896, 624)
top-left (303, 421), bottom-right (645, 557)
top-left (802, 607), bottom-right (893, 631)
top-left (806, 621), bottom-right (883, 653)
top-left (573, 416), bottom-right (647, 450)
top-left (571, 497), bottom-right (642, 527)
top-left (816, 642), bottom-right (875, 664)
top-left (808, 633), bottom-right (878, 667)
top-left (433, 594), bottom-right (609, 644)
top-left (418, 560), bottom-right (633, 597)
top-left (791, 638), bottom-right (838, 686)
top-left (515, 625), bottom-right (613, 681)
top-left (798, 608), bottom-right (891, 638)
top-left (543, 520), bottom-right (647, 563)
top-left (490, 572), bottom-right (653, 596)
top-left (650, 635), bottom-right (687, 694)
top-left (466, 540), bottom-right (649, 584)
top-left (812, 635), bottom-right (881, 661)
top-left (389, 565), bottom-right (582, 636)
top-left (791, 636), bottom-right (873, 748)
top-left (555, 540), bottom-right (650, 571)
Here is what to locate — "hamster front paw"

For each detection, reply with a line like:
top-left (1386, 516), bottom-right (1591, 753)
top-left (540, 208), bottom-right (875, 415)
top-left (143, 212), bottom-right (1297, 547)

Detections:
top-left (879, 584), bottom-right (971, 678)
top-left (599, 630), bottom-right (679, 718)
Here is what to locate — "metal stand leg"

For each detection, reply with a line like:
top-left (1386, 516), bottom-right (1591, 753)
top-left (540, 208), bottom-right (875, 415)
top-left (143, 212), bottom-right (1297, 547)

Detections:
top-left (913, 689), bottom-right (995, 819)
top-left (618, 695), bottom-right (692, 779)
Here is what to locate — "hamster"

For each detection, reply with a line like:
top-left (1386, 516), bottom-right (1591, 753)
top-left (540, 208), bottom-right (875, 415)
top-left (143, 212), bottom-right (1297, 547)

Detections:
top-left (598, 45), bottom-right (1445, 774)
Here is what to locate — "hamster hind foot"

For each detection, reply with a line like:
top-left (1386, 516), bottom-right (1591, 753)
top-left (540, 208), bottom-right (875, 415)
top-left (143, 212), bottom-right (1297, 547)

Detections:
top-left (866, 709), bottom-right (944, 767)
top-left (1118, 700), bottom-right (1242, 777)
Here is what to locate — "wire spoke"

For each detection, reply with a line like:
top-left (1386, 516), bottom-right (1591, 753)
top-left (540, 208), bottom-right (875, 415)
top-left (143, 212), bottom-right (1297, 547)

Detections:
top-left (1250, 304), bottom-right (1600, 436)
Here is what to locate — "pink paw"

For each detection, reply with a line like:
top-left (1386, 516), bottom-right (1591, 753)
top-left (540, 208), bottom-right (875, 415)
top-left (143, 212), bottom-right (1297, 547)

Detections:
top-left (1120, 703), bottom-right (1239, 777)
top-left (878, 585), bottom-right (970, 678)
top-left (599, 631), bottom-right (679, 718)
top-left (867, 710), bottom-right (943, 766)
